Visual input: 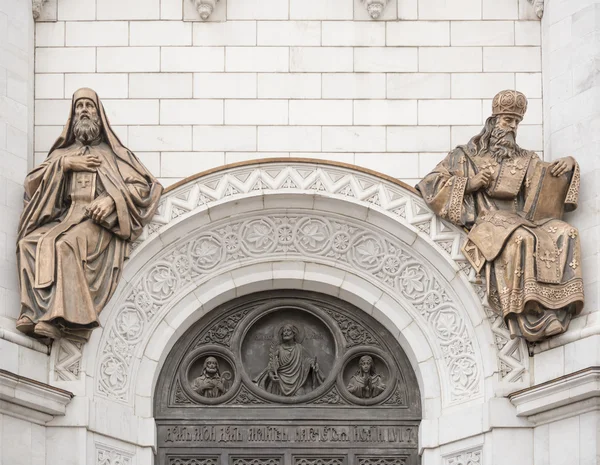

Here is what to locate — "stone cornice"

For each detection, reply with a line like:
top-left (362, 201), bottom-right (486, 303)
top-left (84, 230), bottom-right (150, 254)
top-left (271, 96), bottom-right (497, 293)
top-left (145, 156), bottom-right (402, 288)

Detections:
top-left (0, 369), bottom-right (73, 424)
top-left (509, 367), bottom-right (600, 423)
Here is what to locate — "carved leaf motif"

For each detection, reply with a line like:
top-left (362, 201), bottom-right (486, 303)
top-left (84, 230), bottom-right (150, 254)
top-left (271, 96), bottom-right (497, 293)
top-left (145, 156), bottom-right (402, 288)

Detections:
top-left (299, 221), bottom-right (328, 248)
top-left (246, 222), bottom-right (274, 248)
top-left (118, 311), bottom-right (143, 340)
top-left (382, 386), bottom-right (407, 406)
top-left (325, 309), bottom-right (379, 347)
top-left (102, 356), bottom-right (127, 388)
top-left (355, 239), bottom-right (382, 265)
top-left (398, 265), bottom-right (426, 295)
top-left (227, 385), bottom-right (265, 405)
top-left (99, 208), bottom-right (493, 404)
top-left (311, 386), bottom-right (348, 405)
top-left (194, 240), bottom-right (220, 263)
top-left (174, 379), bottom-right (194, 405)
top-left (198, 309), bottom-right (250, 347)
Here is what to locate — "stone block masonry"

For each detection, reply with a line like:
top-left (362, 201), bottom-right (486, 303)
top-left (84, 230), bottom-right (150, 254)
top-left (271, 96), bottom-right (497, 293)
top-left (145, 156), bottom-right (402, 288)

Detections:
top-left (34, 0), bottom-right (542, 191)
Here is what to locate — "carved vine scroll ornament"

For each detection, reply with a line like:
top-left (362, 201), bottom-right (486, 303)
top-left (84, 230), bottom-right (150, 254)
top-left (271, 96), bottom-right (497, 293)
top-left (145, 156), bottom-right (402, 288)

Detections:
top-left (16, 88), bottom-right (162, 342)
top-left (98, 211), bottom-right (481, 404)
top-left (417, 90), bottom-right (584, 343)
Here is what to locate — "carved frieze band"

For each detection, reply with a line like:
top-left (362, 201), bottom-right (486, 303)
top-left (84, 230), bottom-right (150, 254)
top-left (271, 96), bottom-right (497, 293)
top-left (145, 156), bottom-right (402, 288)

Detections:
top-left (97, 209), bottom-right (482, 404)
top-left (444, 447), bottom-right (482, 465)
top-left (132, 162), bottom-right (526, 383)
top-left (96, 443), bottom-right (133, 465)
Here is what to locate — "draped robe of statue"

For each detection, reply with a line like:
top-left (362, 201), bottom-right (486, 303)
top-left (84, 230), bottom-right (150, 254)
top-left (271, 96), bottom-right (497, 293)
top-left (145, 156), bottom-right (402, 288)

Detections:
top-left (17, 88), bottom-right (162, 338)
top-left (254, 341), bottom-right (324, 396)
top-left (417, 143), bottom-right (584, 341)
top-left (192, 373), bottom-right (226, 398)
top-left (192, 362), bottom-right (227, 398)
top-left (347, 370), bottom-right (385, 399)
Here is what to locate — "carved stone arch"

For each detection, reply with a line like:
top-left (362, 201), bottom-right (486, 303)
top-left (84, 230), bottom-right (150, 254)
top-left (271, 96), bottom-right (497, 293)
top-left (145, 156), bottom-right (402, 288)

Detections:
top-left (63, 160), bottom-right (529, 445)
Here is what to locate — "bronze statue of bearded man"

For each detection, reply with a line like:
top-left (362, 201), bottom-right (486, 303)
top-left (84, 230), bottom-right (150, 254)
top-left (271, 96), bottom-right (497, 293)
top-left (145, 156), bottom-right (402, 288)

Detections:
top-left (417, 90), bottom-right (584, 342)
top-left (16, 88), bottom-right (162, 341)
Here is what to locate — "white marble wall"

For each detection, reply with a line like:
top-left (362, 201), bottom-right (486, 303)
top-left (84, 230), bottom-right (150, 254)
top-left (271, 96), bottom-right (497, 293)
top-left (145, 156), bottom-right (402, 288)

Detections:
top-left (4, 0), bottom-right (600, 464)
top-left (541, 0), bottom-right (600, 345)
top-left (0, 0), bottom-right (50, 377)
top-left (33, 0), bottom-right (543, 188)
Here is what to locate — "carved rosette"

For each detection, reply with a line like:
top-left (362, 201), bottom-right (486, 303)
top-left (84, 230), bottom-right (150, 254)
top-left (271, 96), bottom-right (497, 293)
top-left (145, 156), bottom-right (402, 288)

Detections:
top-left (99, 210), bottom-right (482, 404)
top-left (361, 0), bottom-right (389, 19)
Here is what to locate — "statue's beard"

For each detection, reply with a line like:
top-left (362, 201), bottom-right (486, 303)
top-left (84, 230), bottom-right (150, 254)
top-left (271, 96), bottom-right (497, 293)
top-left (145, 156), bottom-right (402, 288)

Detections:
top-left (73, 115), bottom-right (101, 144)
top-left (489, 127), bottom-right (520, 160)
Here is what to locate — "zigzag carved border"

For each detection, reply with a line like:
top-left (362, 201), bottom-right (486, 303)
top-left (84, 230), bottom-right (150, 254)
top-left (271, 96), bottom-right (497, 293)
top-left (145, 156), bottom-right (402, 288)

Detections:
top-left (133, 160), bottom-right (527, 383)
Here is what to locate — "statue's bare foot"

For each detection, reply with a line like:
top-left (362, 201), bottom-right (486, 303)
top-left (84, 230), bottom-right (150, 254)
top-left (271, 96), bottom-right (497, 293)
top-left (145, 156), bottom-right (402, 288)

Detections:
top-left (34, 321), bottom-right (62, 340)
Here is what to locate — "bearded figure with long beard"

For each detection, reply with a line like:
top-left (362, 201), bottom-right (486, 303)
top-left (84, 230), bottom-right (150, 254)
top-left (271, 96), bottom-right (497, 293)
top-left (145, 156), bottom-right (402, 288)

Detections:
top-left (16, 88), bottom-right (162, 341)
top-left (417, 90), bottom-right (584, 342)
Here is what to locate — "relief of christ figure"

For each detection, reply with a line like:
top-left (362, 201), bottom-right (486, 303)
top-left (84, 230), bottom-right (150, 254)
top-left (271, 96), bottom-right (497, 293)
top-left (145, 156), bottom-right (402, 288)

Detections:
top-left (16, 88), bottom-right (162, 341)
top-left (254, 323), bottom-right (325, 397)
top-left (417, 90), bottom-right (584, 342)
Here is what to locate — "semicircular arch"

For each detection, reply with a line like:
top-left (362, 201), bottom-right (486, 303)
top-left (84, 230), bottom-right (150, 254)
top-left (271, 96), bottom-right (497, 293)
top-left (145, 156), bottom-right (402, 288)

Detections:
top-left (76, 159), bottom-right (527, 417)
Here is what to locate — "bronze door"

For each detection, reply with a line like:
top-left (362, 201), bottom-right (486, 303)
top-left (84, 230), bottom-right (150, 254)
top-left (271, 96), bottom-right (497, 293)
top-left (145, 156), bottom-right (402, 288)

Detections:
top-left (155, 291), bottom-right (422, 465)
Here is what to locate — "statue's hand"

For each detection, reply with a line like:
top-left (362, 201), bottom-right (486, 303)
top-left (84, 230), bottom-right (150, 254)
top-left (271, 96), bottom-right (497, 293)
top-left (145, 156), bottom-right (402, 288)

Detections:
top-left (466, 171), bottom-right (493, 193)
top-left (269, 371), bottom-right (279, 381)
top-left (63, 155), bottom-right (101, 172)
top-left (550, 156), bottom-right (575, 177)
top-left (87, 196), bottom-right (115, 223)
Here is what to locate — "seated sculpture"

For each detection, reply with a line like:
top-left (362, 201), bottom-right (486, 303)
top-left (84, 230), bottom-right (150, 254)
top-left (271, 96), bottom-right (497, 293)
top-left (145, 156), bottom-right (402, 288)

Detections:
top-left (254, 323), bottom-right (324, 396)
top-left (16, 88), bottom-right (162, 340)
top-left (347, 355), bottom-right (386, 399)
top-left (417, 90), bottom-right (584, 342)
top-left (191, 356), bottom-right (230, 398)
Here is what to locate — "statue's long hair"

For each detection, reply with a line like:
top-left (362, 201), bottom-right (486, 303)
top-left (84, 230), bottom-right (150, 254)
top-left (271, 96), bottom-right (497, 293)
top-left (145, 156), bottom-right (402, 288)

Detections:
top-left (354, 355), bottom-right (377, 377)
top-left (466, 116), bottom-right (497, 155)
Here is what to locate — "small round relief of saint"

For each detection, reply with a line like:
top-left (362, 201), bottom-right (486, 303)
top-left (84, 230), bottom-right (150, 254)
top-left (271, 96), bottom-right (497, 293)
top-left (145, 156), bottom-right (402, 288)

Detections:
top-left (347, 355), bottom-right (386, 399)
top-left (191, 356), bottom-right (231, 398)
